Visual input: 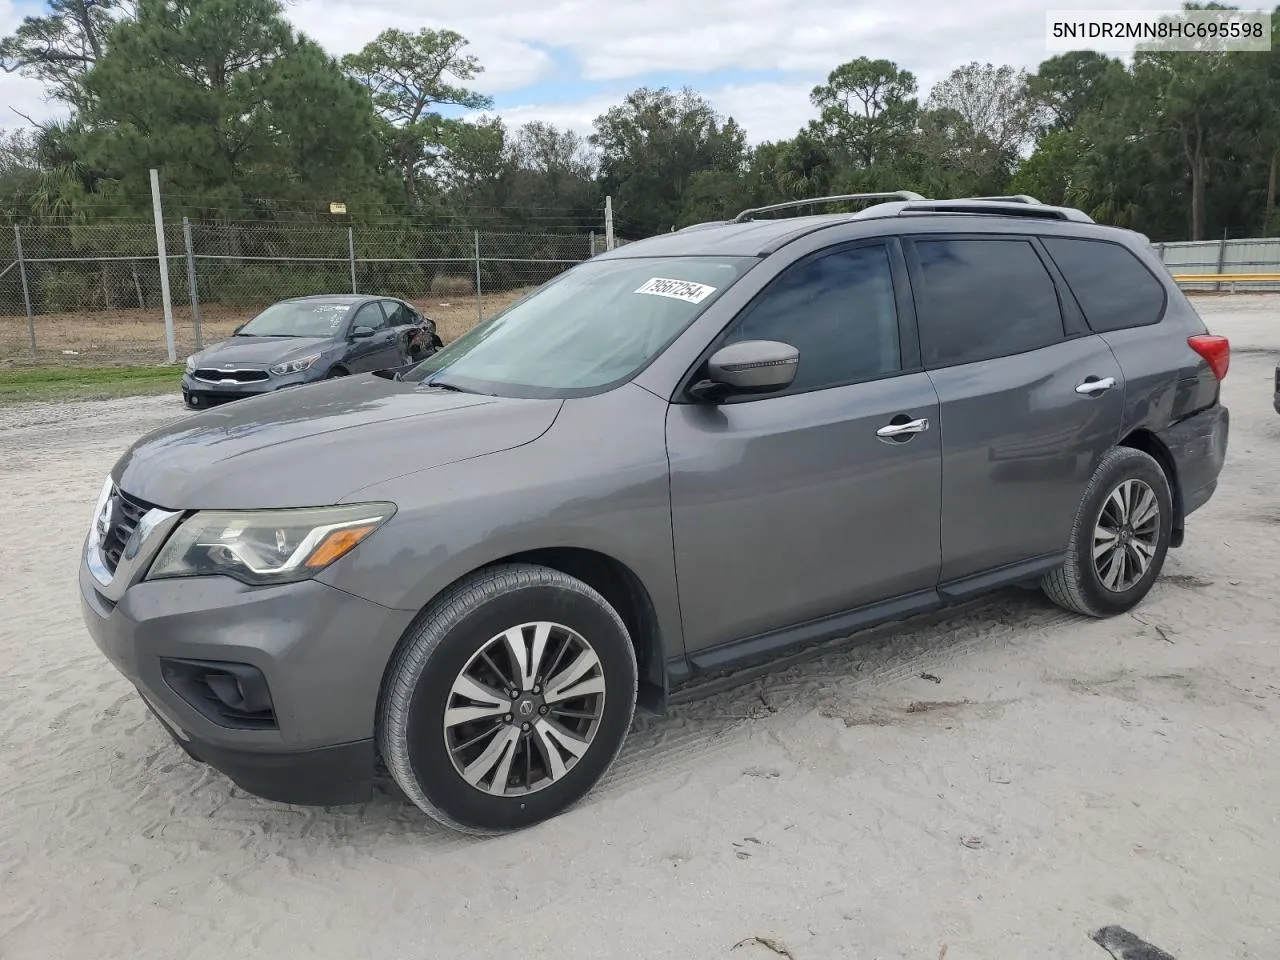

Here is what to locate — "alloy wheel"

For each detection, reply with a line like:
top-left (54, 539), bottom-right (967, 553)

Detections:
top-left (444, 621), bottom-right (606, 796)
top-left (1093, 478), bottom-right (1161, 593)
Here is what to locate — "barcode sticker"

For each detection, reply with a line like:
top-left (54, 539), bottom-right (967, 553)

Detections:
top-left (634, 277), bottom-right (717, 304)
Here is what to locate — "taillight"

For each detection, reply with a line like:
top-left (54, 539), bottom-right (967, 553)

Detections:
top-left (1187, 334), bottom-right (1230, 381)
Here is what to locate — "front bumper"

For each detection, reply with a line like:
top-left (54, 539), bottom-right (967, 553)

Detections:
top-left (79, 546), bottom-right (416, 805)
top-left (181, 370), bottom-right (317, 405)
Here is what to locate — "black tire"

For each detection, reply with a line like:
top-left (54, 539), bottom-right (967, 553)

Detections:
top-left (378, 563), bottom-right (638, 834)
top-left (1041, 446), bottom-right (1173, 618)
top-left (328, 366), bottom-right (349, 378)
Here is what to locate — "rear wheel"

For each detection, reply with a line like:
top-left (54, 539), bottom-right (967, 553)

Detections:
top-left (378, 563), bottom-right (638, 834)
top-left (1042, 446), bottom-right (1173, 617)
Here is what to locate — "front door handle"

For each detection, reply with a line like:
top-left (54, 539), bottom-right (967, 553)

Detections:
top-left (876, 417), bottom-right (930, 439)
top-left (1075, 376), bottom-right (1116, 396)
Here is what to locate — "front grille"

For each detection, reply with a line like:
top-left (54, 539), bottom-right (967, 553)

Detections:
top-left (193, 368), bottom-right (269, 383)
top-left (100, 487), bottom-right (155, 574)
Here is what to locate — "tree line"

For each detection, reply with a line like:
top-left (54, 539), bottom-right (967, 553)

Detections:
top-left (2, 0), bottom-right (1278, 243)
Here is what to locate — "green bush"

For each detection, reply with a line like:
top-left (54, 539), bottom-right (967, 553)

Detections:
top-left (37, 269), bottom-right (95, 313)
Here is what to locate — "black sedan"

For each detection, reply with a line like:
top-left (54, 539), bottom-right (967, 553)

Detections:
top-left (182, 294), bottom-right (442, 409)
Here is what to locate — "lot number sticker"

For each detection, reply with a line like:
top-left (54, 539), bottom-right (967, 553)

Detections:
top-left (634, 277), bottom-right (717, 304)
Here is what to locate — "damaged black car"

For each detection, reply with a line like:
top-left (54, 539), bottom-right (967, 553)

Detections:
top-left (181, 294), bottom-right (442, 409)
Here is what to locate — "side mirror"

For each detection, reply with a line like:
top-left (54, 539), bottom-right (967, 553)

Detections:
top-left (690, 340), bottom-right (799, 402)
top-left (350, 325), bottom-right (376, 339)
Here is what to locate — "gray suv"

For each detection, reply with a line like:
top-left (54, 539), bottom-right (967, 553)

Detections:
top-left (80, 193), bottom-right (1231, 834)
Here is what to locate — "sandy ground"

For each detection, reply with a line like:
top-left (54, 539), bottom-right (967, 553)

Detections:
top-left (1, 296), bottom-right (1278, 960)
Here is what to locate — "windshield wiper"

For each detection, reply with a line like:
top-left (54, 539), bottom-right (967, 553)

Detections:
top-left (424, 378), bottom-right (470, 393)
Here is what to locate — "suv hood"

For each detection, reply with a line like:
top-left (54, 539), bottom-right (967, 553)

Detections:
top-left (192, 336), bottom-right (333, 367)
top-left (113, 375), bottom-right (562, 509)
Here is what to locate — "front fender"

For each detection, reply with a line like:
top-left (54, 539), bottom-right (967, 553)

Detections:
top-left (319, 383), bottom-right (685, 663)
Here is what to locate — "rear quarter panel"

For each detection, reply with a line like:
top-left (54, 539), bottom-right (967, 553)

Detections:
top-left (1096, 236), bottom-right (1218, 434)
top-left (1094, 237), bottom-right (1227, 523)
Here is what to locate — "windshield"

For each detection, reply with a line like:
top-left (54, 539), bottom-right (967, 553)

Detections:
top-left (237, 301), bottom-right (352, 338)
top-left (405, 256), bottom-right (755, 397)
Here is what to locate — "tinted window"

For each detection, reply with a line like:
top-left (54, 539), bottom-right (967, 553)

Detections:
top-left (351, 302), bottom-right (386, 332)
top-left (725, 244), bottom-right (900, 394)
top-left (912, 239), bottom-right (1064, 367)
top-left (384, 301), bottom-right (415, 326)
top-left (1042, 237), bottom-right (1166, 332)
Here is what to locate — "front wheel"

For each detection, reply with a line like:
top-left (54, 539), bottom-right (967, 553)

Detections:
top-left (1042, 446), bottom-right (1173, 617)
top-left (378, 564), bottom-right (638, 834)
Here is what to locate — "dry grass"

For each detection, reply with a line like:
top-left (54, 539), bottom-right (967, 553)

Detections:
top-left (0, 289), bottom-right (531, 369)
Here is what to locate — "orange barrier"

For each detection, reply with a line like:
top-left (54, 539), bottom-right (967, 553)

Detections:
top-left (1173, 273), bottom-right (1280, 284)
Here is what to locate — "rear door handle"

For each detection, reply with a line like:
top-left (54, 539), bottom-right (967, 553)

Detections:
top-left (876, 417), bottom-right (930, 439)
top-left (1075, 376), bottom-right (1116, 396)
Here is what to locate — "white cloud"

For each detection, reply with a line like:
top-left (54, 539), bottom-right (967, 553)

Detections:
top-left (0, 73), bottom-right (67, 131)
top-left (287, 0), bottom-right (554, 93)
top-left (1, 0), bottom-right (1189, 142)
top-left (495, 96), bottom-right (619, 137)
top-left (285, 0), bottom-right (1184, 140)
top-left (494, 80), bottom-right (814, 146)
top-left (0, 0), bottom-right (68, 131)
top-left (709, 82), bottom-right (815, 144)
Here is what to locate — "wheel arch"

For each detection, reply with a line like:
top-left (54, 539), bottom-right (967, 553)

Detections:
top-left (377, 547), bottom-right (668, 721)
top-left (1118, 428), bottom-right (1184, 547)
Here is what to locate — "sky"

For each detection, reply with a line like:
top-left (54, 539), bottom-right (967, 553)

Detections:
top-left (1, 0), bottom-right (1189, 143)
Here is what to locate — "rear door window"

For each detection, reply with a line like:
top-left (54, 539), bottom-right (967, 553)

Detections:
top-left (1041, 237), bottom-right (1166, 332)
top-left (351, 302), bottom-right (387, 332)
top-left (383, 301), bottom-right (416, 327)
top-left (909, 238), bottom-right (1065, 367)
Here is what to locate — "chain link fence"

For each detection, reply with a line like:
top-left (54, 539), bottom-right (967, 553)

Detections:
top-left (0, 221), bottom-right (633, 366)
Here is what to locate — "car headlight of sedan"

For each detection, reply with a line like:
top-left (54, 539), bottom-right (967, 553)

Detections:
top-left (185, 355), bottom-right (196, 374)
top-left (147, 503), bottom-right (396, 585)
top-left (269, 354), bottom-right (323, 376)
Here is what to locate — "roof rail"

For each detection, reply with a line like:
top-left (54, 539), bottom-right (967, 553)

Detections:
top-left (732, 192), bottom-right (926, 223)
top-left (895, 198), bottom-right (1094, 224)
top-left (961, 194), bottom-right (1042, 204)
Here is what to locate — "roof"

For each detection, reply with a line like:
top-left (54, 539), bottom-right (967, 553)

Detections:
top-left (594, 195), bottom-right (1106, 261)
top-left (596, 216), bottom-right (849, 259)
top-left (280, 294), bottom-right (378, 304)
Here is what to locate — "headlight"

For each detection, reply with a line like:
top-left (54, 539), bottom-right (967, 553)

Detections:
top-left (269, 354), bottom-right (322, 376)
top-left (147, 503), bottom-right (396, 585)
top-left (185, 356), bottom-right (196, 373)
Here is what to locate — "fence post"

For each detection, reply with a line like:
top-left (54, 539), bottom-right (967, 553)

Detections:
top-left (183, 217), bottom-right (203, 351)
top-left (348, 227), bottom-right (358, 294)
top-left (149, 168), bottom-right (177, 364)
top-left (1215, 231), bottom-right (1228, 293)
top-left (604, 196), bottom-right (615, 251)
top-left (474, 230), bottom-right (483, 324)
top-left (589, 231), bottom-right (596, 257)
top-left (13, 224), bottom-right (35, 356)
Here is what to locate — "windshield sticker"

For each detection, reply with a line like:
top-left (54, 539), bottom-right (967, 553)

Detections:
top-left (634, 277), bottom-right (717, 304)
